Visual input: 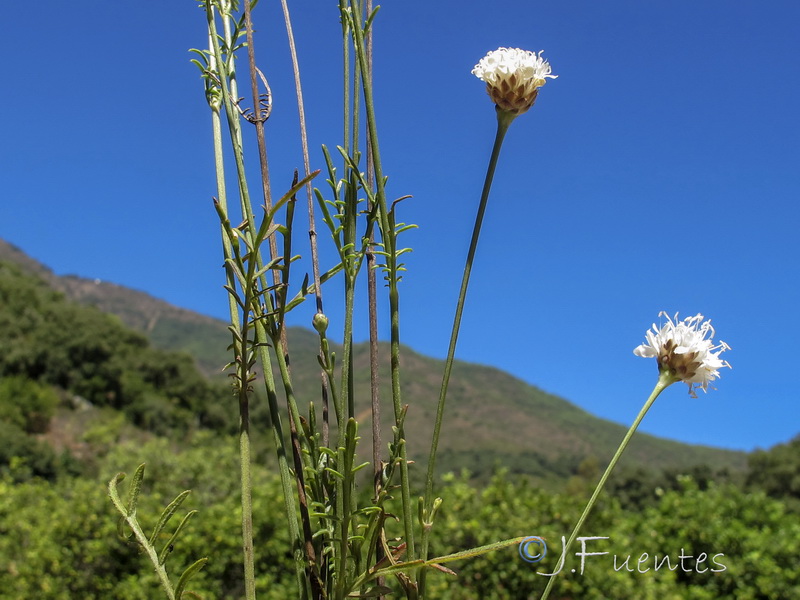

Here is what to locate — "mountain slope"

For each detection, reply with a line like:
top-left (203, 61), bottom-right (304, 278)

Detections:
top-left (0, 240), bottom-right (230, 376)
top-left (0, 239), bottom-right (747, 481)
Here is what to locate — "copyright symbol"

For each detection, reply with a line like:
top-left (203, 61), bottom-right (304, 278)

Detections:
top-left (519, 536), bottom-right (547, 563)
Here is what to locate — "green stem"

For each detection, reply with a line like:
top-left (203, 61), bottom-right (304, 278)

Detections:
top-left (363, 2), bottom-right (384, 591)
top-left (342, 273), bottom-right (357, 421)
top-left (419, 108), bottom-right (516, 594)
top-left (237, 388), bottom-right (256, 600)
top-left (109, 495), bottom-right (177, 600)
top-left (204, 4), bottom-right (306, 596)
top-left (271, 328), bottom-right (320, 600)
top-left (205, 7), bottom-right (258, 598)
top-left (341, 0), bottom-right (361, 427)
top-left (347, 0), bottom-right (416, 568)
top-left (252, 318), bottom-right (309, 598)
top-left (340, 168), bottom-right (359, 425)
top-left (539, 371), bottom-right (676, 600)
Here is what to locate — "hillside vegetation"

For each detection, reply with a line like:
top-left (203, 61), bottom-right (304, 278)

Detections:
top-left (1, 244), bottom-right (799, 598)
top-left (0, 240), bottom-right (747, 485)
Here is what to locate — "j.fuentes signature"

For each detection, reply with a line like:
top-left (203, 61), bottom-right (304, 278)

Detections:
top-left (519, 536), bottom-right (727, 576)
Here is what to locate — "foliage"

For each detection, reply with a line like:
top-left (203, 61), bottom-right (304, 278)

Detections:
top-left (0, 245), bottom-right (747, 484)
top-left (0, 376), bottom-right (62, 481)
top-left (0, 261), bottom-right (236, 438)
top-left (0, 376), bottom-right (59, 434)
top-left (0, 421), bottom-right (59, 481)
top-left (2, 455), bottom-right (798, 599)
top-left (396, 472), bottom-right (800, 600)
top-left (746, 434), bottom-right (800, 510)
top-left (605, 462), bottom-right (740, 511)
top-left (0, 437), bottom-right (297, 600)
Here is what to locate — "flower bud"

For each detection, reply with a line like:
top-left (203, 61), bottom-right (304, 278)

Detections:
top-left (312, 312), bottom-right (329, 335)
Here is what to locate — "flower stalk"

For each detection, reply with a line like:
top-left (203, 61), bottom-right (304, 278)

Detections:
top-left (538, 371), bottom-right (674, 600)
top-left (422, 105), bottom-right (514, 509)
top-left (419, 47), bottom-right (556, 597)
top-left (539, 311), bottom-right (729, 599)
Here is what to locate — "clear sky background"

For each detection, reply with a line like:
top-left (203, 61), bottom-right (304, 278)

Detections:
top-left (3, 1), bottom-right (798, 452)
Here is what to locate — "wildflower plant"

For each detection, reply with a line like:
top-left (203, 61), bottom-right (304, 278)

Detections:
top-left (104, 2), bottom-right (735, 600)
top-left (110, 3), bottom-right (546, 600)
top-left (539, 312), bottom-right (731, 600)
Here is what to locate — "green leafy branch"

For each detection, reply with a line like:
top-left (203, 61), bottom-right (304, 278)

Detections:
top-left (108, 464), bottom-right (207, 600)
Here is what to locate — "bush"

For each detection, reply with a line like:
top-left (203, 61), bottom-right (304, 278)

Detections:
top-left (0, 376), bottom-right (59, 434)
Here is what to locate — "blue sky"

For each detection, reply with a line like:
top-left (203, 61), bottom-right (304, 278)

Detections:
top-left (3, 1), bottom-right (798, 452)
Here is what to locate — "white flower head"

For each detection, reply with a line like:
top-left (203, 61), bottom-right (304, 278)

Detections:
top-left (634, 312), bottom-right (731, 397)
top-left (472, 47), bottom-right (557, 115)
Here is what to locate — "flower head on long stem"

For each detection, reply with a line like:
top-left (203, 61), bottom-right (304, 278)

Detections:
top-left (472, 47), bottom-right (557, 116)
top-left (540, 313), bottom-right (730, 600)
top-left (634, 311), bottom-right (731, 397)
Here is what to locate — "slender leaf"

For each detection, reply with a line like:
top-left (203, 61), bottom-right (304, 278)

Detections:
top-left (149, 490), bottom-right (192, 546)
top-left (174, 557), bottom-right (209, 599)
top-left (159, 510), bottom-right (199, 565)
top-left (126, 463), bottom-right (146, 517)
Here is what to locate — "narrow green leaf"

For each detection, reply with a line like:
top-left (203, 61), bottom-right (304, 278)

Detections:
top-left (126, 464), bottom-right (146, 517)
top-left (283, 263), bottom-right (343, 311)
top-left (223, 258), bottom-right (247, 288)
top-left (222, 285), bottom-right (245, 309)
top-left (107, 472), bottom-right (126, 513)
top-left (159, 510), bottom-right (198, 565)
top-left (324, 467), bottom-right (345, 480)
top-left (265, 170), bottom-right (320, 223)
top-left (425, 536), bottom-right (527, 565)
top-left (364, 559), bottom-right (427, 581)
top-left (149, 490), bottom-right (192, 546)
top-left (174, 557), bottom-right (208, 599)
top-left (365, 5), bottom-right (381, 31)
top-left (315, 188), bottom-right (341, 241)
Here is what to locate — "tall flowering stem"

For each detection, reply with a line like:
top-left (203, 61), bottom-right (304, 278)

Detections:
top-left (419, 47), bottom-right (556, 597)
top-left (418, 109), bottom-right (513, 596)
top-left (539, 312), bottom-right (730, 600)
top-left (538, 372), bottom-right (673, 600)
top-left (421, 106), bottom-right (514, 499)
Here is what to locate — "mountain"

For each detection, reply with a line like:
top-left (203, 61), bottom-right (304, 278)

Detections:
top-left (0, 240), bottom-right (230, 377)
top-left (0, 239), bottom-right (747, 481)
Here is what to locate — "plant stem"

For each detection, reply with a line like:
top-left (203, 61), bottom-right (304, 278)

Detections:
top-left (340, 0), bottom-right (362, 426)
top-left (418, 108), bottom-right (515, 595)
top-left (242, 0), bottom-right (277, 271)
top-left (108, 472), bottom-right (178, 600)
top-left (252, 319), bottom-right (309, 599)
top-left (271, 329), bottom-right (322, 600)
top-left (204, 4), bottom-right (306, 596)
top-left (239, 5), bottom-right (283, 597)
top-left (363, 1), bottom-right (384, 593)
top-left (279, 0), bottom-right (333, 461)
top-left (538, 371), bottom-right (675, 600)
top-left (347, 0), bottom-right (416, 568)
top-left (205, 6), bottom-right (258, 598)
